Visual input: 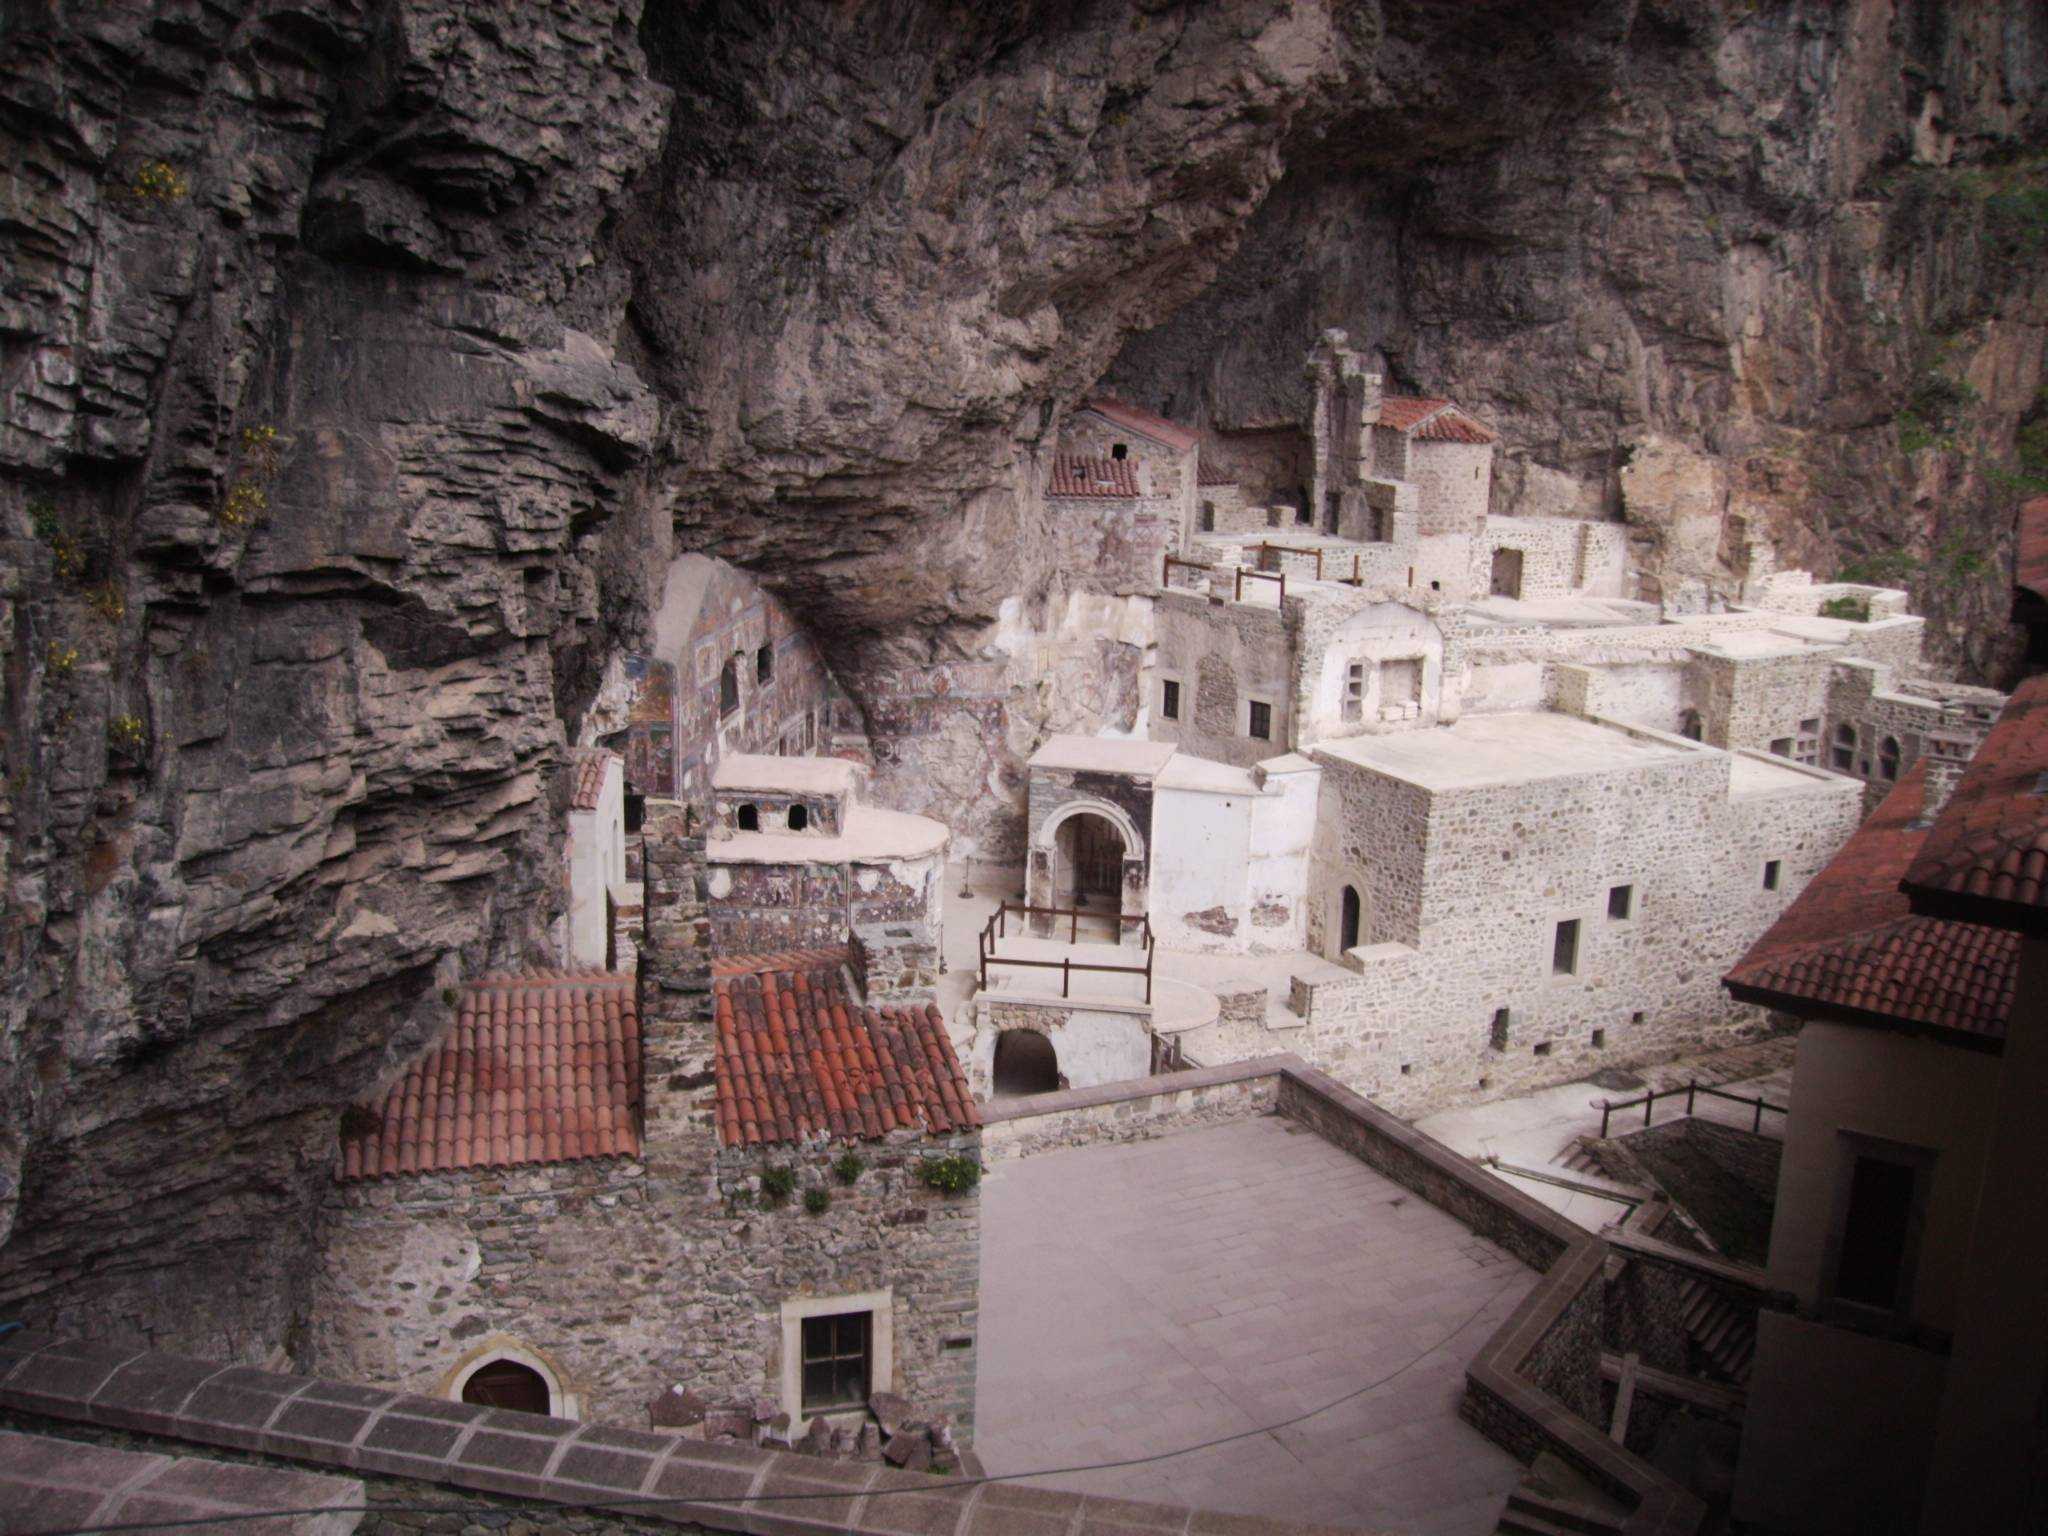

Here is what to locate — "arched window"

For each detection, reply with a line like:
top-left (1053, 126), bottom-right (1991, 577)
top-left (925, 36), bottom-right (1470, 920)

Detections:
top-left (787, 803), bottom-right (809, 831)
top-left (461, 1358), bottom-right (550, 1415)
top-left (1879, 736), bottom-right (1901, 780)
top-left (1111, 442), bottom-right (1128, 461)
top-left (736, 803), bottom-right (759, 832)
top-left (1832, 722), bottom-right (1857, 771)
top-left (1340, 886), bottom-right (1362, 952)
top-left (719, 657), bottom-right (739, 717)
top-left (756, 645), bottom-right (773, 683)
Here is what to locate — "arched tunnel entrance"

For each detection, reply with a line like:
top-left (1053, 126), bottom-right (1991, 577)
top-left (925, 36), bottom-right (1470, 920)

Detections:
top-left (992, 1029), bottom-right (1061, 1097)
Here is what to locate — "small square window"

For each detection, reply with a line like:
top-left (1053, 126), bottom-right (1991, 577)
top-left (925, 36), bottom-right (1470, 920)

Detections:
top-left (800, 1312), bottom-right (872, 1414)
top-left (1399, 1063), bottom-right (1412, 1075)
top-left (1342, 663), bottom-right (1365, 723)
top-left (1607, 884), bottom-right (1633, 920)
top-left (1161, 678), bottom-right (1181, 721)
top-left (1552, 919), bottom-right (1580, 976)
top-left (1631, 1011), bottom-right (1645, 1025)
top-left (1247, 700), bottom-right (1272, 741)
top-left (1763, 860), bottom-right (1782, 891)
top-left (1590, 1028), bottom-right (1606, 1049)
top-left (1533, 1041), bottom-right (1552, 1057)
top-left (1770, 736), bottom-right (1794, 758)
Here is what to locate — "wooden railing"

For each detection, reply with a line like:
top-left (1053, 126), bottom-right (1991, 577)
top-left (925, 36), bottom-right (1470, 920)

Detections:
top-left (1234, 566), bottom-right (1285, 604)
top-left (1597, 1080), bottom-right (1787, 1140)
top-left (977, 901), bottom-right (1155, 1004)
top-left (1251, 541), bottom-right (1326, 580)
top-left (1160, 553), bottom-right (1213, 590)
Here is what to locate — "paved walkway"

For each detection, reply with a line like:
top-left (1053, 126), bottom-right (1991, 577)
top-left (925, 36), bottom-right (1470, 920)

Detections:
top-left (977, 1117), bottom-right (1536, 1535)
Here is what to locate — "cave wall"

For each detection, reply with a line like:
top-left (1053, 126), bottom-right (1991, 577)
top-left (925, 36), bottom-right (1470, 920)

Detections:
top-left (1104, 0), bottom-right (2048, 683)
top-left (0, 0), bottom-right (2042, 1366)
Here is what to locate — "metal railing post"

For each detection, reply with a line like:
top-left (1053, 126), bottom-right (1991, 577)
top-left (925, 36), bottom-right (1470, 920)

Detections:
top-left (1600, 1102), bottom-right (1611, 1140)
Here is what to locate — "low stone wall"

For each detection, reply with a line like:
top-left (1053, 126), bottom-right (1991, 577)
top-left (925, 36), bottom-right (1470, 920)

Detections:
top-left (0, 1331), bottom-right (1270, 1536)
top-left (977, 1058), bottom-right (1288, 1161)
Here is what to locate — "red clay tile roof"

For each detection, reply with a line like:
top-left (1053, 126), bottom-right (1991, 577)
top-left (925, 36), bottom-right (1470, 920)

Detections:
top-left (1902, 672), bottom-right (2048, 934)
top-left (567, 747), bottom-right (616, 812)
top-left (1376, 395), bottom-right (1499, 444)
top-left (712, 946), bottom-right (854, 979)
top-left (714, 959), bottom-right (976, 1148)
top-left (1196, 463), bottom-right (1235, 486)
top-left (1049, 453), bottom-right (1140, 499)
top-left (1726, 764), bottom-right (2015, 1048)
top-left (339, 973), bottom-right (640, 1180)
top-left (2016, 494), bottom-right (2048, 609)
top-left (1078, 397), bottom-right (1200, 453)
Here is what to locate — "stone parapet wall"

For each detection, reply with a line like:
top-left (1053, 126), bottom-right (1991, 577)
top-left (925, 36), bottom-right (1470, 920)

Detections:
top-left (978, 1059), bottom-right (1285, 1162)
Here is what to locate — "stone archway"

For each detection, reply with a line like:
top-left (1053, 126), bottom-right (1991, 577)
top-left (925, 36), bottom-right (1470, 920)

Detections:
top-left (992, 1029), bottom-right (1061, 1096)
top-left (1029, 798), bottom-right (1148, 946)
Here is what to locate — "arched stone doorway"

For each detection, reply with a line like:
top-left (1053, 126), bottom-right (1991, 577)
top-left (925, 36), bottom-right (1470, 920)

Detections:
top-left (993, 1029), bottom-right (1061, 1097)
top-left (1029, 798), bottom-right (1146, 946)
top-left (1339, 885), bottom-right (1362, 952)
top-left (461, 1358), bottom-right (551, 1415)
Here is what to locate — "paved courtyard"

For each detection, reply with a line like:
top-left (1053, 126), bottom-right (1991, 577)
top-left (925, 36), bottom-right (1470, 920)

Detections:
top-left (976, 1116), bottom-right (1538, 1535)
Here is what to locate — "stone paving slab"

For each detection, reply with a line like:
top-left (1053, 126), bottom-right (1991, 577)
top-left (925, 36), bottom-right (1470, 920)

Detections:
top-left (977, 1117), bottom-right (1537, 1535)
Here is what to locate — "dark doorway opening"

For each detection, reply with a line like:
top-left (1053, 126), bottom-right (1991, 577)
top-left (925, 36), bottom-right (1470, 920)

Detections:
top-left (1340, 885), bottom-right (1362, 951)
top-left (461, 1360), bottom-right (549, 1415)
top-left (993, 1030), bottom-right (1061, 1097)
top-left (1489, 547), bottom-right (1524, 599)
top-left (1071, 815), bottom-right (1123, 902)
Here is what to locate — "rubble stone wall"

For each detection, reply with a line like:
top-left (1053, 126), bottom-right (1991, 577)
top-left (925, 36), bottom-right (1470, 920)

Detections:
top-left (1411, 440), bottom-right (1493, 538)
top-left (1153, 591), bottom-right (1296, 764)
top-left (1299, 733), bottom-right (1862, 1117)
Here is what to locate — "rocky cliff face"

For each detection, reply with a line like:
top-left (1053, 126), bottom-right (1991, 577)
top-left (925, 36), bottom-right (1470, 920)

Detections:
top-left (1106, 0), bottom-right (2048, 681)
top-left (0, 0), bottom-right (2041, 1360)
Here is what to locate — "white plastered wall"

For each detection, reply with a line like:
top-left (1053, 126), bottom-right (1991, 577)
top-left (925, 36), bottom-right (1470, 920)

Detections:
top-left (565, 755), bottom-right (625, 970)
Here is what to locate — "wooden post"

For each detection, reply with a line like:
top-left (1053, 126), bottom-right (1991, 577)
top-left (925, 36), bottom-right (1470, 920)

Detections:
top-left (1062, 957), bottom-right (1071, 998)
top-left (1609, 1352), bottom-right (1640, 1445)
top-left (1687, 1081), bottom-right (1696, 1118)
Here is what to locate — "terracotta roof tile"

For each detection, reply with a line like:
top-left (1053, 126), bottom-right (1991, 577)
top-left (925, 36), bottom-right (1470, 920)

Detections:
top-left (1726, 765), bottom-right (2016, 1047)
top-left (1902, 672), bottom-right (2048, 933)
top-left (1049, 454), bottom-right (1140, 499)
top-left (339, 973), bottom-right (640, 1180)
top-left (1376, 395), bottom-right (1498, 443)
top-left (713, 958), bottom-right (977, 1149)
top-left (567, 747), bottom-right (616, 812)
top-left (1078, 397), bottom-right (1200, 453)
top-left (1196, 463), bottom-right (1235, 486)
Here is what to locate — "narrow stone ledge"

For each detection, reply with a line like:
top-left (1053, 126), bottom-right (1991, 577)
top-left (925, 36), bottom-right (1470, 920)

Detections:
top-left (976, 1055), bottom-right (1302, 1123)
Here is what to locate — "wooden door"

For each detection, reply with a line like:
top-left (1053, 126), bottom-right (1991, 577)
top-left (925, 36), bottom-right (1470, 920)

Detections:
top-left (1073, 816), bottom-right (1123, 900)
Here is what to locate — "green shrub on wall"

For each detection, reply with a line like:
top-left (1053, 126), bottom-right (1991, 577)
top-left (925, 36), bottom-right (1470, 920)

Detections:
top-left (918, 1154), bottom-right (981, 1194)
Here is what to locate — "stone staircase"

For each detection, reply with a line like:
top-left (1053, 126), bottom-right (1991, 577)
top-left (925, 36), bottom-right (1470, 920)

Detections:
top-left (1563, 1133), bottom-right (1757, 1387)
top-left (1494, 1452), bottom-right (1628, 1536)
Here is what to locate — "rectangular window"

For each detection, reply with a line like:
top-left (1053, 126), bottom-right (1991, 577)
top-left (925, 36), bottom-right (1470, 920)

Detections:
top-left (757, 645), bottom-right (774, 683)
top-left (1489, 1009), bottom-right (1511, 1052)
top-left (1763, 860), bottom-right (1782, 891)
top-left (1607, 884), bottom-right (1634, 921)
top-left (1552, 919), bottom-right (1580, 976)
top-left (1825, 1138), bottom-right (1934, 1318)
top-left (1796, 716), bottom-right (1821, 766)
top-left (1342, 663), bottom-right (1365, 723)
top-left (1247, 700), bottom-right (1272, 741)
top-left (1161, 678), bottom-right (1181, 721)
top-left (800, 1312), bottom-right (872, 1413)
top-left (1379, 658), bottom-right (1423, 711)
top-left (1770, 736), bottom-right (1794, 758)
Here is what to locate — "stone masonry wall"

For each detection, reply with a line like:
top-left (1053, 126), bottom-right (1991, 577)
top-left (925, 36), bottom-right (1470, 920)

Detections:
top-left (1045, 493), bottom-right (1177, 594)
top-left (1153, 590), bottom-right (1296, 765)
top-left (309, 806), bottom-right (979, 1436)
top-left (1299, 732), bottom-right (1862, 1117)
top-left (978, 1066), bottom-right (1279, 1163)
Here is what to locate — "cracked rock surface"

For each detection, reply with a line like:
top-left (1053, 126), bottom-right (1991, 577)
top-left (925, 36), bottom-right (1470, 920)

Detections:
top-left (0, 0), bottom-right (2042, 1360)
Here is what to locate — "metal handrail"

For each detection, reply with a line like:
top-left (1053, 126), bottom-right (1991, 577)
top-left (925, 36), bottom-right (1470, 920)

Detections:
top-left (1597, 1079), bottom-right (1787, 1140)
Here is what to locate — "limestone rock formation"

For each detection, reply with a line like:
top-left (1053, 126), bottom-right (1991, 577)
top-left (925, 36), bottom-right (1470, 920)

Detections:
top-left (0, 0), bottom-right (2041, 1363)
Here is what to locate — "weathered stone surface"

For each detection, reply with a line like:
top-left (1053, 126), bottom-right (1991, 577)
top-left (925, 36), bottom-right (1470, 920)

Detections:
top-left (0, 0), bottom-right (2040, 1371)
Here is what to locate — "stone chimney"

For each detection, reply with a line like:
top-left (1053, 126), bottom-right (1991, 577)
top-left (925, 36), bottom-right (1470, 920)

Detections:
top-left (1917, 734), bottom-right (1974, 822)
top-left (638, 799), bottom-right (718, 1176)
